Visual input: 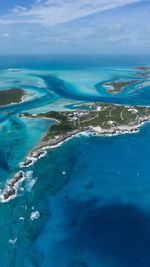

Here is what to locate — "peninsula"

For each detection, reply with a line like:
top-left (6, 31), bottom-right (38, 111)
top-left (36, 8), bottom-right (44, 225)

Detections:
top-left (19, 102), bottom-right (150, 167)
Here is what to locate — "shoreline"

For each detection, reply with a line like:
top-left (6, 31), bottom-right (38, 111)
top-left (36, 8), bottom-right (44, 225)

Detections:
top-left (0, 91), bottom-right (29, 108)
top-left (20, 115), bottom-right (150, 168)
top-left (0, 171), bottom-right (25, 203)
top-left (1, 115), bottom-right (150, 203)
top-left (19, 127), bottom-right (89, 168)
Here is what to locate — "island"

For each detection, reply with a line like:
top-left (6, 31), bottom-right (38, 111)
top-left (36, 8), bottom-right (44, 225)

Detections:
top-left (2, 101), bottom-right (150, 202)
top-left (104, 80), bottom-right (138, 94)
top-left (1, 171), bottom-right (24, 202)
top-left (0, 88), bottom-right (25, 106)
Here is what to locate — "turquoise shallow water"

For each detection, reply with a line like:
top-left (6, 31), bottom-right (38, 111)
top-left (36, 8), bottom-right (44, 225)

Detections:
top-left (1, 55), bottom-right (150, 267)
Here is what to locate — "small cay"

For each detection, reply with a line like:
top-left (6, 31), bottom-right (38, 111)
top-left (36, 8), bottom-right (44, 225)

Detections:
top-left (1, 171), bottom-right (25, 202)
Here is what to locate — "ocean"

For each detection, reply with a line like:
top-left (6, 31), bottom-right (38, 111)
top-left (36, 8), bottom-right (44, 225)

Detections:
top-left (0, 55), bottom-right (150, 267)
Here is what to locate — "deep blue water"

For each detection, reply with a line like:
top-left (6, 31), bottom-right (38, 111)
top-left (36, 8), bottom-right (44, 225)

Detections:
top-left (30, 125), bottom-right (150, 267)
top-left (1, 54), bottom-right (150, 69)
top-left (0, 55), bottom-right (150, 267)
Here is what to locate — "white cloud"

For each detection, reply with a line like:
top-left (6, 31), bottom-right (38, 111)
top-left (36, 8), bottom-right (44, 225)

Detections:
top-left (0, 0), bottom-right (142, 27)
top-left (0, 0), bottom-right (149, 54)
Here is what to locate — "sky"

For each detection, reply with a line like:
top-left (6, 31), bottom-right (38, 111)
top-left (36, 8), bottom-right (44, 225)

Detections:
top-left (0, 0), bottom-right (149, 55)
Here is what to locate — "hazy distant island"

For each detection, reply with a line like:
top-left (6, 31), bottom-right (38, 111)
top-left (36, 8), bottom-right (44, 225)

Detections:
top-left (104, 80), bottom-right (139, 94)
top-left (134, 66), bottom-right (150, 70)
top-left (7, 68), bottom-right (21, 72)
top-left (134, 66), bottom-right (150, 78)
top-left (0, 88), bottom-right (25, 106)
top-left (103, 66), bottom-right (150, 94)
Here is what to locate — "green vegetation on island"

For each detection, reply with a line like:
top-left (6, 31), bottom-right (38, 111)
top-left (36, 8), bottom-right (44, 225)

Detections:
top-left (0, 88), bottom-right (25, 106)
top-left (20, 102), bottom-right (150, 143)
top-left (42, 111), bottom-right (77, 139)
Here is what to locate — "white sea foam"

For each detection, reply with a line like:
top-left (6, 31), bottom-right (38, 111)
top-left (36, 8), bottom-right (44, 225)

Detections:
top-left (0, 193), bottom-right (17, 203)
top-left (30, 211), bottom-right (40, 221)
top-left (20, 150), bottom-right (47, 168)
top-left (37, 150), bottom-right (47, 159)
top-left (19, 217), bottom-right (25, 221)
top-left (80, 130), bottom-right (91, 137)
top-left (19, 157), bottom-right (36, 168)
top-left (25, 171), bottom-right (37, 192)
top-left (27, 178), bottom-right (37, 192)
top-left (8, 237), bottom-right (18, 245)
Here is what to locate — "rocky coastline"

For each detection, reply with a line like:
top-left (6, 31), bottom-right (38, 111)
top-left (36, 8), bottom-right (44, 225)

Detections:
top-left (19, 115), bottom-right (150, 169)
top-left (19, 128), bottom-right (89, 168)
top-left (1, 171), bottom-right (25, 202)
